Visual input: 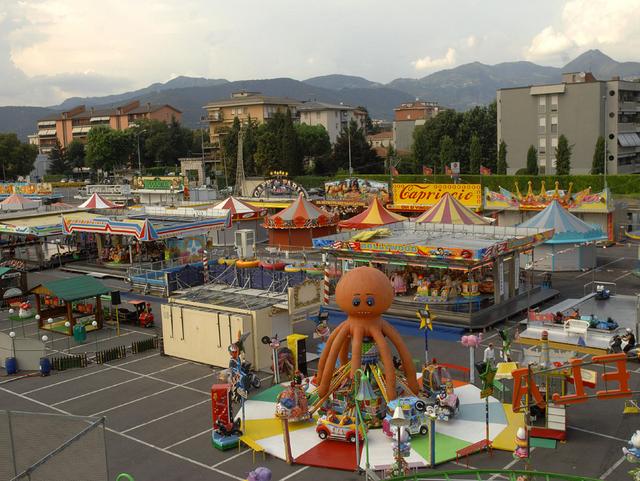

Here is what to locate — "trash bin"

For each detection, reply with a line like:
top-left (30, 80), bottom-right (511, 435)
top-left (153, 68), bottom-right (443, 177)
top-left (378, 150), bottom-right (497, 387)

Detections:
top-left (73, 323), bottom-right (87, 343)
top-left (5, 357), bottom-right (17, 375)
top-left (40, 357), bottom-right (51, 376)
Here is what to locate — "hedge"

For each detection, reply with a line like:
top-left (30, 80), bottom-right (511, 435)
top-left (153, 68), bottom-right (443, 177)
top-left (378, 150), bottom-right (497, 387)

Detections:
top-left (293, 174), bottom-right (640, 195)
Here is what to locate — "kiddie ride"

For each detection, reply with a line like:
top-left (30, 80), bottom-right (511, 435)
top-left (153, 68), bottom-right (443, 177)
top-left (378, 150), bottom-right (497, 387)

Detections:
top-left (117, 300), bottom-right (154, 328)
top-left (419, 363), bottom-right (460, 421)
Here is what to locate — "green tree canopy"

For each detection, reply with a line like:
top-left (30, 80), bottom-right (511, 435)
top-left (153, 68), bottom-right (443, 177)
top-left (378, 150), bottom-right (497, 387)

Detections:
top-left (526, 145), bottom-right (538, 175)
top-left (332, 119), bottom-right (382, 174)
top-left (66, 140), bottom-right (86, 170)
top-left (85, 126), bottom-right (133, 173)
top-left (497, 140), bottom-right (508, 174)
top-left (591, 136), bottom-right (605, 175)
top-left (295, 123), bottom-right (331, 174)
top-left (48, 139), bottom-right (68, 175)
top-left (469, 134), bottom-right (482, 174)
top-left (439, 135), bottom-right (455, 174)
top-left (0, 133), bottom-right (37, 180)
top-left (555, 134), bottom-right (572, 175)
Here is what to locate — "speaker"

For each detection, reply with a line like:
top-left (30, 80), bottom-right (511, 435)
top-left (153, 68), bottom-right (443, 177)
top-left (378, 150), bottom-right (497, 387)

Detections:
top-left (111, 291), bottom-right (121, 305)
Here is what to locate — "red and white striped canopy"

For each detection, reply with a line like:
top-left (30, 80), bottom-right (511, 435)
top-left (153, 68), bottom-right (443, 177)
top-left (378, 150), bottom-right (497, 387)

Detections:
top-left (212, 196), bottom-right (262, 219)
top-left (0, 193), bottom-right (38, 208)
top-left (78, 193), bottom-right (117, 209)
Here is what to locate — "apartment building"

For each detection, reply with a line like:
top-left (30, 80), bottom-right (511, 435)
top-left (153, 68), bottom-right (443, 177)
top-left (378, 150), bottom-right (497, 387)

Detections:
top-left (392, 100), bottom-right (441, 153)
top-left (497, 72), bottom-right (640, 174)
top-left (298, 101), bottom-right (366, 144)
top-left (36, 101), bottom-right (182, 153)
top-left (203, 92), bottom-right (302, 146)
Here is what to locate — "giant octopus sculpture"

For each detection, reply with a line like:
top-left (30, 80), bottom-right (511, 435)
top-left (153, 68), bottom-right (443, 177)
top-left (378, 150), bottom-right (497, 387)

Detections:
top-left (316, 266), bottom-right (419, 400)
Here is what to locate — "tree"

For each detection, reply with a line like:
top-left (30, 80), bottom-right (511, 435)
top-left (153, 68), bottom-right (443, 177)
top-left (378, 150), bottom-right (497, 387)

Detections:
top-left (526, 145), bottom-right (538, 175)
top-left (85, 126), bottom-right (133, 173)
top-left (281, 109), bottom-right (303, 175)
top-left (296, 123), bottom-right (331, 173)
top-left (591, 136), bottom-right (605, 175)
top-left (439, 135), bottom-right (455, 174)
top-left (469, 134), bottom-right (482, 174)
top-left (358, 106), bottom-right (378, 134)
top-left (555, 134), bottom-right (572, 175)
top-left (332, 120), bottom-right (382, 174)
top-left (497, 140), bottom-right (508, 174)
top-left (66, 140), bottom-right (86, 170)
top-left (0, 133), bottom-right (37, 180)
top-left (48, 139), bottom-right (68, 175)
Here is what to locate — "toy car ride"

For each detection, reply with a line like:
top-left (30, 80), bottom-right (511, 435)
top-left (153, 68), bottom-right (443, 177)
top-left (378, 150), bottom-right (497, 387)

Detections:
top-left (382, 397), bottom-right (429, 437)
top-left (117, 300), bottom-right (154, 327)
top-left (316, 412), bottom-right (365, 443)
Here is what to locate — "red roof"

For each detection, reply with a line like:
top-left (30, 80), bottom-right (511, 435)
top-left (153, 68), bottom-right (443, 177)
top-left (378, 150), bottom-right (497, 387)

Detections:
top-left (78, 193), bottom-right (117, 209)
top-left (212, 196), bottom-right (263, 219)
top-left (264, 194), bottom-right (338, 229)
top-left (338, 197), bottom-right (406, 229)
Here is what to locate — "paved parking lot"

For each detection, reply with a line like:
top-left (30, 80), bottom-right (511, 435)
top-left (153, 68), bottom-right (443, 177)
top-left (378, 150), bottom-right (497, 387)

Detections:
top-left (0, 244), bottom-right (639, 480)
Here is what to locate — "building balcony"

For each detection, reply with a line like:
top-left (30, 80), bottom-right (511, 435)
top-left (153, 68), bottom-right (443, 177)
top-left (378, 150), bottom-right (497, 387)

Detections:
top-left (208, 112), bottom-right (223, 122)
top-left (618, 122), bottom-right (640, 133)
top-left (619, 101), bottom-right (639, 112)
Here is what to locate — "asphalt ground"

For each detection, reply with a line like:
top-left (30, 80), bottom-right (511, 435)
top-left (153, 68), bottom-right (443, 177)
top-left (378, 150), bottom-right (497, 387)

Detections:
top-left (0, 244), bottom-right (639, 480)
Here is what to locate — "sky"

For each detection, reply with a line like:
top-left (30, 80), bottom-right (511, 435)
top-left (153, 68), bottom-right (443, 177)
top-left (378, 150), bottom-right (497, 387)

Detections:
top-left (1, 0), bottom-right (639, 106)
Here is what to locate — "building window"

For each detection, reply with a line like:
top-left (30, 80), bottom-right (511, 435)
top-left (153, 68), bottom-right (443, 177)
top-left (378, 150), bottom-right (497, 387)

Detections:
top-left (551, 115), bottom-right (558, 133)
top-left (538, 96), bottom-right (546, 113)
top-left (551, 156), bottom-right (557, 168)
top-left (551, 136), bottom-right (558, 149)
top-left (539, 137), bottom-right (546, 154)
top-left (538, 117), bottom-right (546, 134)
top-left (316, 112), bottom-right (321, 120)
top-left (551, 95), bottom-right (558, 111)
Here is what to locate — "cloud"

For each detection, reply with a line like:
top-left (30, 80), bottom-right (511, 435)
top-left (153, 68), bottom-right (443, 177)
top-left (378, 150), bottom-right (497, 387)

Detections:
top-left (466, 35), bottom-right (477, 48)
top-left (412, 48), bottom-right (456, 71)
top-left (526, 0), bottom-right (640, 62)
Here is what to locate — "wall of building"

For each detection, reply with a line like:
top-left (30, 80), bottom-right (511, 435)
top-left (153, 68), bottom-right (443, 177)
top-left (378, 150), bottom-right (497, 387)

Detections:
top-left (393, 119), bottom-right (424, 152)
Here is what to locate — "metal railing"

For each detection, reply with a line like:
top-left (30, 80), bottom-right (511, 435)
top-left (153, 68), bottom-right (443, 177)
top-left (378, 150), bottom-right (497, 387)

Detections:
top-left (583, 280), bottom-right (617, 297)
top-left (382, 469), bottom-right (600, 481)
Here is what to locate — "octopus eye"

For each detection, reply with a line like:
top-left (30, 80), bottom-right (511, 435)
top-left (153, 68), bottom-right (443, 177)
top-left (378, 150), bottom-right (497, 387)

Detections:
top-left (366, 296), bottom-right (375, 306)
top-left (352, 297), bottom-right (361, 306)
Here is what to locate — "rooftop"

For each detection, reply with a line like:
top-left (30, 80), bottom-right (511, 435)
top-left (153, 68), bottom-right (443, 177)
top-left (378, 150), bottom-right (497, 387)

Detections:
top-left (204, 93), bottom-right (302, 109)
top-left (32, 276), bottom-right (111, 302)
top-left (38, 101), bottom-right (181, 122)
top-left (298, 101), bottom-right (356, 111)
top-left (172, 284), bottom-right (286, 310)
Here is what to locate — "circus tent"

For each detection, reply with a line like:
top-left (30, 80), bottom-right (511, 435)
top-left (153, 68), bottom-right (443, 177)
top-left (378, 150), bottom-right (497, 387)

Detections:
top-left (212, 196), bottom-right (263, 220)
top-left (78, 193), bottom-right (117, 209)
top-left (338, 197), bottom-right (406, 229)
top-left (210, 196), bottom-right (267, 245)
top-left (0, 193), bottom-right (40, 211)
top-left (414, 193), bottom-right (492, 225)
top-left (518, 200), bottom-right (606, 271)
top-left (264, 194), bottom-right (338, 247)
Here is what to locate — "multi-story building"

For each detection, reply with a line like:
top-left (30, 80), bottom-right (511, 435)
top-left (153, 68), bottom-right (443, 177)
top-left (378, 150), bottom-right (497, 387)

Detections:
top-left (203, 92), bottom-right (302, 147)
top-left (298, 101), bottom-right (366, 144)
top-left (36, 100), bottom-right (181, 153)
top-left (367, 131), bottom-right (394, 158)
top-left (392, 100), bottom-right (441, 153)
top-left (497, 72), bottom-right (640, 174)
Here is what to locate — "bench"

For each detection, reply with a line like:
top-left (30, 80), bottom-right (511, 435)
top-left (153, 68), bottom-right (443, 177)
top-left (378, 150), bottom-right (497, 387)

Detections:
top-left (456, 438), bottom-right (492, 467)
top-left (240, 435), bottom-right (266, 462)
top-left (563, 319), bottom-right (589, 339)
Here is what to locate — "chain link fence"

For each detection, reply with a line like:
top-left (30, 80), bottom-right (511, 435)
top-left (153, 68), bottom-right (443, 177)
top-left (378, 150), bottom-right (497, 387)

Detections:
top-left (0, 410), bottom-right (108, 481)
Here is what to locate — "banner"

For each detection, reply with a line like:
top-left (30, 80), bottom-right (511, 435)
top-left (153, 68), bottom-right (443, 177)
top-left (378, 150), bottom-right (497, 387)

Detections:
top-left (324, 178), bottom-right (389, 203)
top-left (392, 183), bottom-right (482, 209)
top-left (132, 176), bottom-right (184, 191)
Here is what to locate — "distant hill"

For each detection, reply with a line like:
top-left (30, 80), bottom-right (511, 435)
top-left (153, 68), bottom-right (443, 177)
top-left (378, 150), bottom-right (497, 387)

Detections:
top-left (3, 49), bottom-right (640, 140)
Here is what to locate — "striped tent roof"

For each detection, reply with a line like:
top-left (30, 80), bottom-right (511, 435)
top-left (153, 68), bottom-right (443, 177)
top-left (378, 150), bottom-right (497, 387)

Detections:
top-left (414, 193), bottom-right (492, 225)
top-left (518, 200), bottom-right (606, 244)
top-left (212, 196), bottom-right (262, 219)
top-left (78, 193), bottom-right (117, 209)
top-left (264, 194), bottom-right (338, 229)
top-left (338, 197), bottom-right (407, 229)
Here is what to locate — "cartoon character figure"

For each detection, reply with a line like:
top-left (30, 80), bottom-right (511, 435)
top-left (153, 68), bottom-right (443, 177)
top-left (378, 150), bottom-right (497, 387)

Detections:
top-left (246, 467), bottom-right (272, 481)
top-left (514, 427), bottom-right (529, 459)
top-left (313, 319), bottom-right (331, 343)
top-left (18, 301), bottom-right (32, 319)
top-left (623, 430), bottom-right (640, 463)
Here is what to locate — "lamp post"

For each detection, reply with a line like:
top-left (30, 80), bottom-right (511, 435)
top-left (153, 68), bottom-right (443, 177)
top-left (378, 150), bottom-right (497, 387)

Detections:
top-left (41, 335), bottom-right (48, 357)
top-left (9, 331), bottom-right (16, 358)
top-left (135, 130), bottom-right (147, 175)
top-left (390, 405), bottom-right (410, 476)
top-left (64, 321), bottom-right (71, 352)
top-left (92, 320), bottom-right (98, 353)
top-left (8, 308), bottom-right (14, 333)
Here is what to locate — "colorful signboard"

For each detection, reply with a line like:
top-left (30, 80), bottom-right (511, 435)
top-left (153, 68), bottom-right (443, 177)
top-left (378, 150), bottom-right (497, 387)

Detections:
top-left (484, 184), bottom-right (611, 213)
top-left (251, 177), bottom-right (307, 198)
top-left (0, 183), bottom-right (53, 195)
top-left (132, 176), bottom-right (184, 191)
top-left (392, 183), bottom-right (482, 210)
top-left (324, 178), bottom-right (390, 204)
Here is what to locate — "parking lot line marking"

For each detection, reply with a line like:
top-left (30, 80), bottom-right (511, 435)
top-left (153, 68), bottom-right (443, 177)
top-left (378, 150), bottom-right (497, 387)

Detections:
top-left (51, 361), bottom-right (190, 406)
top-left (106, 428), bottom-right (244, 480)
top-left (164, 428), bottom-right (212, 450)
top-left (106, 362), bottom-right (213, 395)
top-left (21, 352), bottom-right (160, 395)
top-left (601, 455), bottom-right (626, 479)
top-left (279, 466), bottom-right (309, 481)
top-left (568, 425), bottom-right (626, 442)
top-left (121, 398), bottom-right (210, 434)
top-left (1, 321), bottom-right (37, 332)
top-left (613, 271), bottom-right (632, 282)
top-left (576, 258), bottom-right (626, 278)
top-left (47, 331), bottom-right (135, 348)
top-left (211, 448), bottom-right (250, 467)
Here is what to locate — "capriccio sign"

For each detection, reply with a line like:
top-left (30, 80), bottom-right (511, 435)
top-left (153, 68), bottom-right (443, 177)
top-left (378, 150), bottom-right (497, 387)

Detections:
top-left (511, 353), bottom-right (631, 412)
top-left (392, 183), bottom-right (482, 208)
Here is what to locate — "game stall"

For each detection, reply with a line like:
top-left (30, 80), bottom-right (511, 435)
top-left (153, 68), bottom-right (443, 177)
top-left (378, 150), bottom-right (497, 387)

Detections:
top-left (484, 181), bottom-right (616, 241)
top-left (264, 194), bottom-right (338, 248)
top-left (211, 196), bottom-right (267, 245)
top-left (317, 178), bottom-right (389, 220)
top-left (31, 276), bottom-right (112, 336)
top-left (313, 222), bottom-right (554, 328)
top-left (518, 200), bottom-right (606, 271)
top-left (131, 175), bottom-right (188, 205)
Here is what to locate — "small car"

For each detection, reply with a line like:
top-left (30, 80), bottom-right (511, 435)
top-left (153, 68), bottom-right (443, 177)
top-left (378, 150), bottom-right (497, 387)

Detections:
top-left (382, 397), bottom-right (430, 437)
top-left (316, 413), bottom-right (364, 443)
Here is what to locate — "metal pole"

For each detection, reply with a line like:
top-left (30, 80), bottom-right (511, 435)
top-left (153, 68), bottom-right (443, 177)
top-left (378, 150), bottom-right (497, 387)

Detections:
top-left (348, 122), bottom-right (353, 176)
top-left (137, 132), bottom-right (142, 175)
top-left (603, 95), bottom-right (608, 190)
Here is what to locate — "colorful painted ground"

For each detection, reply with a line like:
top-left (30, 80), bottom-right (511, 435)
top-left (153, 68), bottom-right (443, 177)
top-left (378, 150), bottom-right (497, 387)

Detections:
top-left (238, 381), bottom-right (523, 471)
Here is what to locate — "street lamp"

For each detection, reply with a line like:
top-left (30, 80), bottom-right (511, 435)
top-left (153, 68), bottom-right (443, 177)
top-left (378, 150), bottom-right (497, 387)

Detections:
top-left (390, 405), bottom-right (410, 476)
top-left (64, 321), bottom-right (71, 352)
top-left (135, 130), bottom-right (147, 175)
top-left (9, 331), bottom-right (16, 358)
top-left (41, 335), bottom-right (48, 357)
top-left (8, 308), bottom-right (14, 332)
top-left (92, 320), bottom-right (99, 353)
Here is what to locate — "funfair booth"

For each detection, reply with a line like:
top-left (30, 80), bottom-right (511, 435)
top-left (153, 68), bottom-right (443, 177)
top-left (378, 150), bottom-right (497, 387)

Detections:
top-left (210, 196), bottom-right (267, 246)
top-left (313, 222), bottom-right (554, 328)
top-left (518, 201), bottom-right (606, 271)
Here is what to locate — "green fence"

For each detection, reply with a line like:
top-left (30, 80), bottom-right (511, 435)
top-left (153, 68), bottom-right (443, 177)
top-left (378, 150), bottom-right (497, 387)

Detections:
top-left (95, 345), bottom-right (127, 364)
top-left (384, 469), bottom-right (600, 481)
top-left (131, 336), bottom-right (159, 354)
top-left (50, 353), bottom-right (88, 371)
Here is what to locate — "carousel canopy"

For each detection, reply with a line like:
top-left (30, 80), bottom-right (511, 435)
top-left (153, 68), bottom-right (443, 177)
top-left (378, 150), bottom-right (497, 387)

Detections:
top-left (79, 193), bottom-right (117, 209)
top-left (517, 200), bottom-right (606, 244)
top-left (338, 197), bottom-right (406, 229)
top-left (0, 193), bottom-right (39, 210)
top-left (264, 193), bottom-right (337, 229)
top-left (414, 192), bottom-right (492, 225)
top-left (212, 196), bottom-right (262, 219)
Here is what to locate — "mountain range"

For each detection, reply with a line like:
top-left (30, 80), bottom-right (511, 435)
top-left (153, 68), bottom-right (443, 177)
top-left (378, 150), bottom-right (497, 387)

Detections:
top-left (2, 49), bottom-right (640, 141)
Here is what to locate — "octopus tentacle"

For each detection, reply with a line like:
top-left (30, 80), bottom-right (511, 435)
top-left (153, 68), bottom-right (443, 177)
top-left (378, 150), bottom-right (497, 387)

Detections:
top-left (316, 322), bottom-right (344, 380)
top-left (339, 332), bottom-right (351, 366)
top-left (318, 326), bottom-right (350, 398)
top-left (348, 327), bottom-right (364, 377)
top-left (371, 328), bottom-right (397, 401)
top-left (382, 320), bottom-right (419, 394)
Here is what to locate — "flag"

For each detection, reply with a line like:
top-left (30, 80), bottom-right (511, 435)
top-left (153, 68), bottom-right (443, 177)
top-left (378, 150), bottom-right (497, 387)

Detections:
top-left (422, 165), bottom-right (433, 175)
top-left (480, 165), bottom-right (492, 176)
top-left (390, 166), bottom-right (399, 176)
top-left (445, 164), bottom-right (452, 175)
